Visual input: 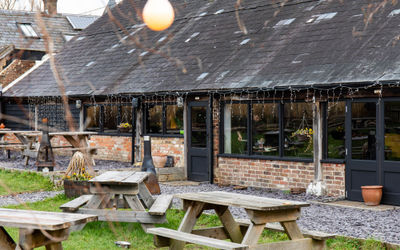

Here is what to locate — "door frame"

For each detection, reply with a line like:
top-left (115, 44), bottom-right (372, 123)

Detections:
top-left (186, 99), bottom-right (213, 183)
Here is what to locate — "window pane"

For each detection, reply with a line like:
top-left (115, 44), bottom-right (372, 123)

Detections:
top-left (327, 102), bottom-right (345, 159)
top-left (166, 105), bottom-right (183, 134)
top-left (284, 103), bottom-right (313, 158)
top-left (191, 106), bottom-right (207, 148)
top-left (104, 106), bottom-right (118, 132)
top-left (146, 104), bottom-right (162, 134)
top-left (86, 106), bottom-right (100, 131)
top-left (351, 102), bottom-right (376, 160)
top-left (252, 103), bottom-right (279, 156)
top-left (224, 103), bottom-right (248, 154)
top-left (385, 101), bottom-right (400, 161)
top-left (120, 105), bottom-right (132, 124)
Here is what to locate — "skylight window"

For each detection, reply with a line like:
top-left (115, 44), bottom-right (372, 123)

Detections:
top-left (18, 23), bottom-right (39, 38)
top-left (306, 12), bottom-right (337, 24)
top-left (63, 34), bottom-right (75, 42)
top-left (274, 18), bottom-right (296, 28)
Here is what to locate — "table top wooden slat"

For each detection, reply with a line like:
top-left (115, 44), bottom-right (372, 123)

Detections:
top-left (174, 191), bottom-right (310, 211)
top-left (0, 131), bottom-right (41, 135)
top-left (90, 171), bottom-right (148, 185)
top-left (0, 208), bottom-right (97, 230)
top-left (49, 131), bottom-right (97, 136)
top-left (122, 172), bottom-right (149, 184)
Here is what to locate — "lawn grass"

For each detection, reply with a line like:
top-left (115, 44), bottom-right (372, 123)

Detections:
top-left (0, 169), bottom-right (56, 195)
top-left (4, 194), bottom-right (393, 250)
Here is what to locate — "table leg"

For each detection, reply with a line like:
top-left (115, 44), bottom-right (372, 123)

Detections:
top-left (0, 226), bottom-right (16, 250)
top-left (85, 193), bottom-right (112, 209)
top-left (45, 242), bottom-right (63, 250)
top-left (18, 228), bottom-right (68, 250)
top-left (170, 201), bottom-right (205, 250)
top-left (280, 221), bottom-right (304, 240)
top-left (214, 205), bottom-right (243, 243)
top-left (241, 223), bottom-right (265, 246)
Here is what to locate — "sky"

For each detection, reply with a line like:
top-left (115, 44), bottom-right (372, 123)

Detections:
top-left (14, 0), bottom-right (123, 15)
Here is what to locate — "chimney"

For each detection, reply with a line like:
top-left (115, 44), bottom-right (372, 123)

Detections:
top-left (43, 0), bottom-right (57, 16)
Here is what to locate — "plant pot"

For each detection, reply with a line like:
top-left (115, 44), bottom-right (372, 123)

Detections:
top-left (64, 179), bottom-right (91, 198)
top-left (361, 185), bottom-right (383, 206)
top-left (118, 127), bottom-right (130, 133)
top-left (152, 155), bottom-right (167, 168)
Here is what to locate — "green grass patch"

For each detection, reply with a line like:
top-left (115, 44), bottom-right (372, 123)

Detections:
top-left (0, 169), bottom-right (56, 195)
top-left (3, 195), bottom-right (393, 250)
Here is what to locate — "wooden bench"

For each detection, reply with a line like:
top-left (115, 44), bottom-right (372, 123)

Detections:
top-left (147, 227), bottom-right (248, 250)
top-left (236, 218), bottom-right (335, 249)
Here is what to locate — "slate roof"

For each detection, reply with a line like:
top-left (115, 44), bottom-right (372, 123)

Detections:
top-left (0, 9), bottom-right (98, 52)
top-left (6, 0), bottom-right (400, 97)
top-left (66, 15), bottom-right (98, 30)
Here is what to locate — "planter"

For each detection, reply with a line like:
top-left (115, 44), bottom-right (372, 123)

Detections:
top-left (152, 155), bottom-right (167, 168)
top-left (361, 185), bottom-right (383, 206)
top-left (118, 127), bottom-right (131, 133)
top-left (64, 179), bottom-right (91, 198)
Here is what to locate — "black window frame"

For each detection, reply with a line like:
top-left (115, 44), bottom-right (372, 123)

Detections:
top-left (84, 103), bottom-right (133, 135)
top-left (143, 102), bottom-right (184, 138)
top-left (219, 100), bottom-right (314, 163)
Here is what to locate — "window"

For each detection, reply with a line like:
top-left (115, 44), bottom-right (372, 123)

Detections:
top-left (326, 102), bottom-right (345, 159)
top-left (252, 103), bottom-right (279, 156)
top-left (222, 101), bottom-right (316, 159)
top-left (18, 23), bottom-right (39, 38)
top-left (63, 34), bottom-right (76, 41)
top-left (385, 101), bottom-right (400, 161)
top-left (144, 103), bottom-right (184, 136)
top-left (85, 103), bottom-right (132, 134)
top-left (224, 103), bottom-right (248, 154)
top-left (284, 103), bottom-right (313, 158)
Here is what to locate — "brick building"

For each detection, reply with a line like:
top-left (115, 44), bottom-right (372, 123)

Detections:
top-left (4, 0), bottom-right (400, 205)
top-left (0, 1), bottom-right (98, 89)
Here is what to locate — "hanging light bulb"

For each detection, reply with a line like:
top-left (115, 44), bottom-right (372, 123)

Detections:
top-left (143, 0), bottom-right (175, 31)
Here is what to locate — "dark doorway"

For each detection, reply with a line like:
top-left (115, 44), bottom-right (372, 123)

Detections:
top-left (346, 99), bottom-right (400, 205)
top-left (187, 101), bottom-right (211, 182)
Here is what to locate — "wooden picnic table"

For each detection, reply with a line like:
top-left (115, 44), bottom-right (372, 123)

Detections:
top-left (0, 130), bottom-right (41, 165)
top-left (60, 171), bottom-right (172, 231)
top-left (48, 131), bottom-right (98, 170)
top-left (148, 191), bottom-right (315, 250)
top-left (0, 208), bottom-right (96, 249)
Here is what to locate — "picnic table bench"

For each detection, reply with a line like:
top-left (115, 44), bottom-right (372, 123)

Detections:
top-left (60, 171), bottom-right (172, 231)
top-left (148, 191), bottom-right (329, 250)
top-left (0, 208), bottom-right (96, 249)
top-left (0, 131), bottom-right (41, 165)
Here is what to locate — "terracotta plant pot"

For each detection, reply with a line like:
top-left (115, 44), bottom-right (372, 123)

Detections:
top-left (361, 185), bottom-right (383, 206)
top-left (152, 155), bottom-right (167, 168)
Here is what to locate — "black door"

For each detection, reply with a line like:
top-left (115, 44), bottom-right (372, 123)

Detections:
top-left (346, 100), bottom-right (379, 201)
top-left (346, 99), bottom-right (400, 205)
top-left (187, 102), bottom-right (211, 182)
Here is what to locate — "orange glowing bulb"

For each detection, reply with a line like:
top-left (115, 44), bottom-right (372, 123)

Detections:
top-left (143, 0), bottom-right (175, 31)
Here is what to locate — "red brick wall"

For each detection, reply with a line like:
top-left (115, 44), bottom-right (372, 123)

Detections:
top-left (0, 60), bottom-right (35, 88)
top-left (322, 163), bottom-right (345, 197)
top-left (217, 157), bottom-right (345, 197)
top-left (50, 135), bottom-right (133, 162)
top-left (140, 137), bottom-right (185, 168)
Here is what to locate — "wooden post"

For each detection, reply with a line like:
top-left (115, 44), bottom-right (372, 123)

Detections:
top-left (35, 105), bottom-right (38, 131)
top-left (79, 105), bottom-right (84, 132)
top-left (313, 101), bottom-right (323, 182)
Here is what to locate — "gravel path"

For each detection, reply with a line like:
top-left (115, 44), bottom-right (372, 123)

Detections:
top-left (0, 191), bottom-right (63, 207)
top-left (161, 183), bottom-right (400, 244)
